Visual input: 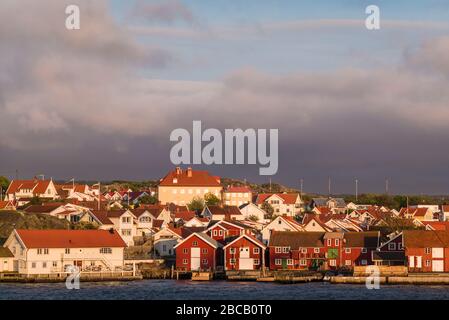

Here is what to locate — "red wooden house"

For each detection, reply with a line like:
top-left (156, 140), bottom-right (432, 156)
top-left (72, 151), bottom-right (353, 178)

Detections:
top-left (269, 231), bottom-right (379, 271)
top-left (373, 230), bottom-right (449, 272)
top-left (223, 234), bottom-right (266, 271)
top-left (206, 220), bottom-right (254, 243)
top-left (174, 232), bottom-right (223, 271)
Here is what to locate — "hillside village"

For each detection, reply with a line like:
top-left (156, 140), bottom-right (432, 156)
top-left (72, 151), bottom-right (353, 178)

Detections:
top-left (2, 167), bottom-right (449, 279)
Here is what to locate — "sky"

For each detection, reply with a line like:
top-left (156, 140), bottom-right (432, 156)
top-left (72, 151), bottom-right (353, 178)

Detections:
top-left (1, 0), bottom-right (449, 195)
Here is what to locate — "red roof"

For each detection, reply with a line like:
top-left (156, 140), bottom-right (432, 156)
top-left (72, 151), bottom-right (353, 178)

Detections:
top-left (6, 179), bottom-right (52, 196)
top-left (175, 211), bottom-right (196, 221)
top-left (399, 207), bottom-right (430, 217)
top-left (15, 229), bottom-right (126, 248)
top-left (315, 206), bottom-right (332, 215)
top-left (159, 168), bottom-right (221, 187)
top-left (225, 186), bottom-right (252, 193)
top-left (423, 221), bottom-right (449, 231)
top-left (255, 193), bottom-right (299, 205)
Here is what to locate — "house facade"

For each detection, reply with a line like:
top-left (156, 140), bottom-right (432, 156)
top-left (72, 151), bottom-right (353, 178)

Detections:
top-left (174, 233), bottom-right (223, 271)
top-left (223, 186), bottom-right (252, 207)
top-left (261, 216), bottom-right (304, 244)
top-left (3, 229), bottom-right (126, 275)
top-left (4, 179), bottom-right (60, 203)
top-left (255, 193), bottom-right (302, 217)
top-left (158, 167), bottom-right (222, 205)
top-left (223, 234), bottom-right (266, 271)
top-left (268, 231), bottom-right (379, 271)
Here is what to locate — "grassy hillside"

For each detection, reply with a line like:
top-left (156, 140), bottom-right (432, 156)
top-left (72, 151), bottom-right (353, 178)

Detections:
top-left (0, 211), bottom-right (70, 245)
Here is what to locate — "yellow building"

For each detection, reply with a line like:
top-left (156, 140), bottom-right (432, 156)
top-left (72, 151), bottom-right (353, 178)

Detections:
top-left (158, 167), bottom-right (222, 206)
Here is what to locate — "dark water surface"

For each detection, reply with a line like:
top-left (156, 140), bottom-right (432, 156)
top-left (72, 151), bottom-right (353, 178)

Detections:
top-left (1, 280), bottom-right (449, 300)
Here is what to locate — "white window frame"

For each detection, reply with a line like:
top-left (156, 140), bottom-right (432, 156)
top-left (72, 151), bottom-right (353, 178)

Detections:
top-left (275, 259), bottom-right (282, 266)
top-left (388, 242), bottom-right (396, 250)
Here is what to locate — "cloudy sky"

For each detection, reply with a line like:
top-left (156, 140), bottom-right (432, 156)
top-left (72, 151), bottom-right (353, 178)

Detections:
top-left (1, 0), bottom-right (449, 194)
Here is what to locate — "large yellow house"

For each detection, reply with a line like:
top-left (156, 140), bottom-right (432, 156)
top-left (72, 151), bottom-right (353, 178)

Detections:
top-left (158, 167), bottom-right (223, 205)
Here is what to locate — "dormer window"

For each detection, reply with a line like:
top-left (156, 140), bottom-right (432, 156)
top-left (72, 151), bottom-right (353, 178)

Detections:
top-left (173, 178), bottom-right (178, 184)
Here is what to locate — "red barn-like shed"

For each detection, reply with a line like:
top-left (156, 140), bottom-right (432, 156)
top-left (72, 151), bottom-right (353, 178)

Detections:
top-left (174, 232), bottom-right (223, 271)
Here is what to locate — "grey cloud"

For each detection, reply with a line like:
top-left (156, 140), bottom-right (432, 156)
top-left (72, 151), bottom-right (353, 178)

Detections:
top-left (1, 1), bottom-right (449, 193)
top-left (129, 0), bottom-right (197, 25)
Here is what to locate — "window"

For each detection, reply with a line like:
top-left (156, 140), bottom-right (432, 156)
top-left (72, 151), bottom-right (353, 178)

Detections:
top-left (388, 243), bottom-right (396, 250)
top-left (183, 259), bottom-right (188, 265)
top-left (100, 248), bottom-right (112, 254)
top-left (122, 229), bottom-right (131, 236)
top-left (43, 262), bottom-right (47, 268)
top-left (202, 259), bottom-right (208, 265)
top-left (122, 217), bottom-right (131, 223)
top-left (361, 260), bottom-right (368, 265)
top-left (335, 239), bottom-right (340, 246)
top-left (301, 248), bottom-right (307, 254)
top-left (52, 261), bottom-right (57, 267)
top-left (426, 260), bottom-right (431, 267)
top-left (188, 189), bottom-right (193, 194)
top-left (345, 248), bottom-right (351, 254)
top-left (213, 230), bottom-right (218, 236)
top-left (37, 248), bottom-right (42, 255)
top-left (140, 216), bottom-right (151, 223)
top-left (254, 259), bottom-right (260, 265)
top-left (282, 247), bottom-right (290, 253)
top-left (425, 248), bottom-right (431, 254)
top-left (202, 248), bottom-right (208, 254)
top-left (398, 243), bottom-right (403, 250)
top-left (37, 248), bottom-right (49, 255)
top-left (192, 241), bottom-right (198, 247)
top-left (219, 230), bottom-right (223, 236)
top-left (345, 260), bottom-right (352, 266)
top-left (230, 248), bottom-right (236, 254)
top-left (329, 259), bottom-right (337, 267)
top-left (314, 248), bottom-right (320, 254)
top-left (275, 247), bottom-right (282, 253)
top-left (230, 259), bottom-right (236, 265)
top-left (361, 248), bottom-right (367, 254)
top-left (254, 248), bottom-right (260, 254)
top-left (287, 259), bottom-right (293, 266)
top-left (275, 259), bottom-right (282, 266)
top-left (65, 248), bottom-right (70, 254)
top-left (278, 220), bottom-right (282, 225)
top-left (327, 239), bottom-right (332, 246)
top-left (31, 262), bottom-right (36, 268)
top-left (300, 259), bottom-right (307, 266)
top-left (183, 249), bottom-right (188, 254)
top-left (162, 245), bottom-right (167, 252)
top-left (180, 189), bottom-right (185, 194)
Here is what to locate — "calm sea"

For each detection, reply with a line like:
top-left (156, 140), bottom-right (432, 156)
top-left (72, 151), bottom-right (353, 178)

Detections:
top-left (1, 280), bottom-right (449, 300)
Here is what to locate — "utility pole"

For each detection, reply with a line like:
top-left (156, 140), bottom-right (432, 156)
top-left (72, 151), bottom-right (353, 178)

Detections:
top-left (300, 179), bottom-right (304, 197)
top-left (269, 178), bottom-right (272, 192)
top-left (328, 177), bottom-right (331, 197)
top-left (355, 178), bottom-right (358, 203)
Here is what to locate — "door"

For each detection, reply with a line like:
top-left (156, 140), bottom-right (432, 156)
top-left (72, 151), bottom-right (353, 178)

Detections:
top-left (240, 247), bottom-right (250, 258)
top-left (282, 259), bottom-right (287, 269)
top-left (432, 260), bottom-right (444, 272)
top-left (191, 248), bottom-right (201, 271)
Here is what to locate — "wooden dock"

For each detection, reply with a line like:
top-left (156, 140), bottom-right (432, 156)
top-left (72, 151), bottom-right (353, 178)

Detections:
top-left (0, 272), bottom-right (142, 283)
top-left (191, 272), bottom-right (213, 281)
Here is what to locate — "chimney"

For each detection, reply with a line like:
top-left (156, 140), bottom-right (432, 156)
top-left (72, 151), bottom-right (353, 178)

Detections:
top-left (176, 167), bottom-right (182, 175)
top-left (187, 167), bottom-right (192, 178)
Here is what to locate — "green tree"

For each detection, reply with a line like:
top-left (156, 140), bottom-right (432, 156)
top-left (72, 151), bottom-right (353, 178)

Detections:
top-left (248, 215), bottom-right (260, 222)
top-left (188, 197), bottom-right (205, 213)
top-left (138, 195), bottom-right (158, 205)
top-left (204, 192), bottom-right (221, 206)
top-left (0, 176), bottom-right (10, 193)
top-left (261, 202), bottom-right (274, 219)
